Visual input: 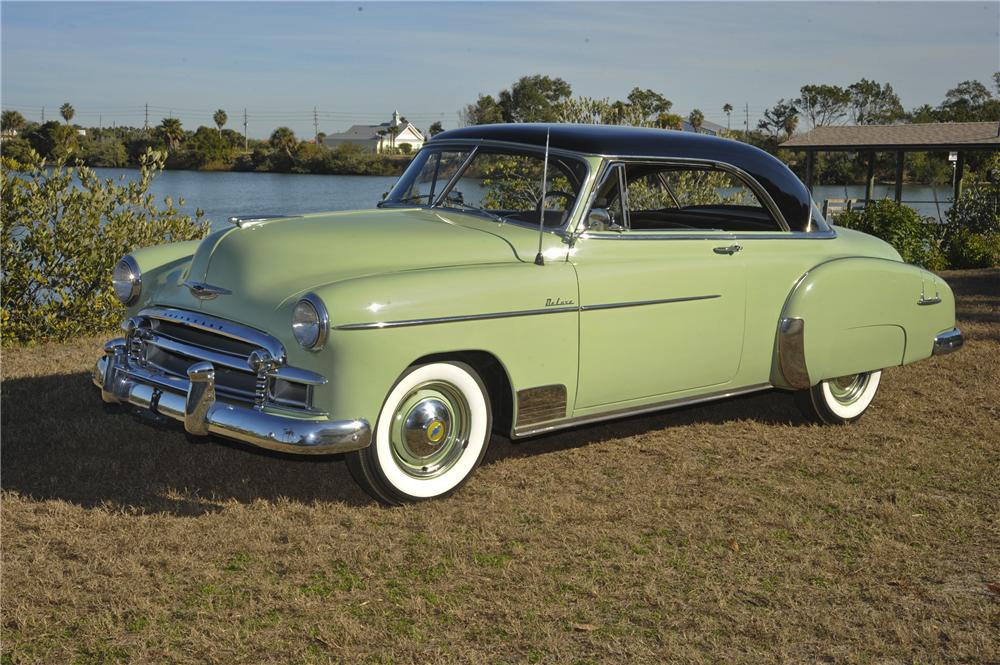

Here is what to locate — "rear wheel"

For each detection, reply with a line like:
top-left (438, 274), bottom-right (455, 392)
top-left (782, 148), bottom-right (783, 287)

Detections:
top-left (347, 361), bottom-right (492, 505)
top-left (795, 370), bottom-right (882, 425)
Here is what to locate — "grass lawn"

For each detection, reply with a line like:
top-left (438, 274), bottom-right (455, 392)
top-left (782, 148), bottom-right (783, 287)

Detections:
top-left (2, 269), bottom-right (998, 664)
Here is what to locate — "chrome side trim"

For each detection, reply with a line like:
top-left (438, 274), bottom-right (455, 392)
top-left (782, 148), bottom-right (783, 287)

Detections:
top-left (777, 317), bottom-right (811, 390)
top-left (515, 384), bottom-right (568, 428)
top-left (932, 327), bottom-right (963, 356)
top-left (333, 295), bottom-right (720, 330)
top-left (580, 229), bottom-right (838, 241)
top-left (512, 383), bottom-right (772, 438)
top-left (95, 343), bottom-right (370, 455)
top-left (139, 307), bottom-right (286, 362)
top-left (580, 294), bottom-right (719, 312)
top-left (333, 305), bottom-right (578, 330)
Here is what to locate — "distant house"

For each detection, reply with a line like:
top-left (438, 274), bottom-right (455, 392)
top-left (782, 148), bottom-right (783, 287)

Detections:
top-left (323, 111), bottom-right (425, 153)
top-left (681, 119), bottom-right (726, 136)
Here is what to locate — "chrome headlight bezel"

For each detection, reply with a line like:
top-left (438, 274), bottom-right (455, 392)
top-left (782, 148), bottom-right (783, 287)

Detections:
top-left (112, 255), bottom-right (142, 306)
top-left (291, 293), bottom-right (329, 351)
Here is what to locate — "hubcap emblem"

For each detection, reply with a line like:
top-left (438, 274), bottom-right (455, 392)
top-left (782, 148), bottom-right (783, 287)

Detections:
top-left (427, 420), bottom-right (445, 443)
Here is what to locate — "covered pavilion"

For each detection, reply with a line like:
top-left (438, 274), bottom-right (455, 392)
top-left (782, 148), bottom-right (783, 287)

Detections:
top-left (779, 121), bottom-right (1000, 205)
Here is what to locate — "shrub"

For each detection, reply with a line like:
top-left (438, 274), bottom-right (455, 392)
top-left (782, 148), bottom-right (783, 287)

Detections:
top-left (836, 199), bottom-right (946, 270)
top-left (1, 148), bottom-right (209, 344)
top-left (941, 182), bottom-right (1000, 268)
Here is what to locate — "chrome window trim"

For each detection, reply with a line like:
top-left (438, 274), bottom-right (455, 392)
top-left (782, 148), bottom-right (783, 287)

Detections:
top-left (401, 139), bottom-right (594, 235)
top-left (431, 146), bottom-right (480, 207)
top-left (573, 155), bottom-right (792, 234)
top-left (332, 294), bottom-right (720, 331)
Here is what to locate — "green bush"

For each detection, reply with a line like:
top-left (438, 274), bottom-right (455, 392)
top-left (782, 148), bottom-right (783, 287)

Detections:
top-left (941, 182), bottom-right (1000, 268)
top-left (1, 148), bottom-right (209, 344)
top-left (836, 199), bottom-right (946, 270)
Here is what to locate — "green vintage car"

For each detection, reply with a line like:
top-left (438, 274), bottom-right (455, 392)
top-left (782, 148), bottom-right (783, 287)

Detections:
top-left (95, 124), bottom-right (963, 504)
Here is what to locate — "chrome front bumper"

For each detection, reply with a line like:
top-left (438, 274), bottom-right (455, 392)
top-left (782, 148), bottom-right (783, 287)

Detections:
top-left (94, 339), bottom-right (371, 454)
top-left (932, 327), bottom-right (964, 356)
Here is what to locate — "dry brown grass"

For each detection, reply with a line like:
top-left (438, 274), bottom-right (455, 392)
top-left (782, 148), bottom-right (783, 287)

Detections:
top-left (2, 270), bottom-right (999, 664)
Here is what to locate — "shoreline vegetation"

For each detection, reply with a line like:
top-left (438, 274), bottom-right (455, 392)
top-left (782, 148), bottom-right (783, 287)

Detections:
top-left (2, 72), bottom-right (999, 183)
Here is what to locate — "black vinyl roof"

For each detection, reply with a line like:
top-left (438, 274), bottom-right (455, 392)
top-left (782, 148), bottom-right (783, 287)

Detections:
top-left (431, 123), bottom-right (814, 231)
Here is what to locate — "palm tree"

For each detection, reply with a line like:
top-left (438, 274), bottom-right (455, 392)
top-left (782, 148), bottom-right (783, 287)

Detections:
top-left (783, 113), bottom-right (799, 139)
top-left (60, 103), bottom-right (75, 125)
top-left (269, 126), bottom-right (298, 159)
top-left (213, 109), bottom-right (227, 134)
top-left (723, 103), bottom-right (733, 130)
top-left (688, 109), bottom-right (704, 133)
top-left (1, 110), bottom-right (26, 133)
top-left (158, 117), bottom-right (184, 149)
top-left (387, 125), bottom-right (400, 151)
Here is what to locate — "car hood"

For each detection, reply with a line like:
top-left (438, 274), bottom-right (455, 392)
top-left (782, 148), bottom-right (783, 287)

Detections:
top-left (152, 207), bottom-right (533, 321)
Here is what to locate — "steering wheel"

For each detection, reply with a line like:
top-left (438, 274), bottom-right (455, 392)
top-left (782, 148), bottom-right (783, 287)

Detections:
top-left (536, 191), bottom-right (575, 212)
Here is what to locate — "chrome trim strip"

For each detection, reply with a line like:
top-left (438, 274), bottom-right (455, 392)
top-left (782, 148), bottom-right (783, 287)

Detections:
top-left (333, 305), bottom-right (579, 330)
top-left (139, 307), bottom-right (286, 362)
top-left (512, 383), bottom-right (772, 438)
top-left (334, 295), bottom-right (719, 330)
top-left (777, 317), bottom-right (811, 390)
top-left (95, 343), bottom-right (369, 455)
top-left (144, 330), bottom-right (252, 372)
top-left (580, 229), bottom-right (838, 241)
top-left (932, 327), bottom-right (963, 356)
top-left (580, 294), bottom-right (719, 312)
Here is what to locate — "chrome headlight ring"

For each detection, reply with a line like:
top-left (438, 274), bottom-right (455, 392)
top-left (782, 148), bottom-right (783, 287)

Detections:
top-left (292, 293), bottom-right (329, 351)
top-left (112, 255), bottom-right (142, 306)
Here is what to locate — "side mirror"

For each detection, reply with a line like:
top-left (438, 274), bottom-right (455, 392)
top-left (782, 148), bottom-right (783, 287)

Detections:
top-left (585, 208), bottom-right (613, 232)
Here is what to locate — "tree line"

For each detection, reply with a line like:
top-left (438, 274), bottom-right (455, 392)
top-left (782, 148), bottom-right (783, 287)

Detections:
top-left (461, 73), bottom-right (1000, 185)
top-left (0, 106), bottom-right (436, 176)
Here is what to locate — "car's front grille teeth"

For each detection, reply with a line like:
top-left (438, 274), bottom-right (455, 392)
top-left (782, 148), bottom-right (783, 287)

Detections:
top-left (129, 315), bottom-right (311, 411)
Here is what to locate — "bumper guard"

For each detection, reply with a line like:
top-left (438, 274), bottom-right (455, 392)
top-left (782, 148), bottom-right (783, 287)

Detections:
top-left (95, 339), bottom-right (371, 454)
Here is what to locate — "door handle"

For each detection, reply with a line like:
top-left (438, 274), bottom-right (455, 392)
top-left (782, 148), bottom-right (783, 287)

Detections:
top-left (713, 244), bottom-right (742, 255)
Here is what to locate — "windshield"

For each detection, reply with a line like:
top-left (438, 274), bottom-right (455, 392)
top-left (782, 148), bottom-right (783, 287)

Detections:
top-left (383, 145), bottom-right (589, 228)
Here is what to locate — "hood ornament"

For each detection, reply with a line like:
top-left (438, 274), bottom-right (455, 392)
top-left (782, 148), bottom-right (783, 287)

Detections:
top-left (184, 280), bottom-right (232, 300)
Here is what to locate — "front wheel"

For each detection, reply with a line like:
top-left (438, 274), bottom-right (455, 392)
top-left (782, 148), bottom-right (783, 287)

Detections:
top-left (794, 370), bottom-right (882, 425)
top-left (347, 361), bottom-right (492, 505)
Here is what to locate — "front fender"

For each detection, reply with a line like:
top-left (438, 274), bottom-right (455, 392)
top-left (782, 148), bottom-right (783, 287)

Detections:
top-left (304, 262), bottom-right (581, 430)
top-left (773, 257), bottom-right (956, 388)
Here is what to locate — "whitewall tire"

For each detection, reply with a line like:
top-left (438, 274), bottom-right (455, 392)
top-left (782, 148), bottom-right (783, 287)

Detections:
top-left (347, 361), bottom-right (492, 505)
top-left (795, 370), bottom-right (882, 425)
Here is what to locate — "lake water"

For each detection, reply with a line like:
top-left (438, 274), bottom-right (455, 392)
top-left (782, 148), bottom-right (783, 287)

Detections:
top-left (93, 168), bottom-right (400, 230)
top-left (92, 168), bottom-right (956, 229)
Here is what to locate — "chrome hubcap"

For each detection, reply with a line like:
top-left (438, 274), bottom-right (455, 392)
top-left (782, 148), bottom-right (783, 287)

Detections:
top-left (827, 373), bottom-right (869, 405)
top-left (390, 381), bottom-right (470, 479)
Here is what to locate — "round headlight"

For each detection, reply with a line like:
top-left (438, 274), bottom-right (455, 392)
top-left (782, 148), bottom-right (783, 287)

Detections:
top-left (292, 294), bottom-right (329, 350)
top-left (112, 255), bottom-right (141, 305)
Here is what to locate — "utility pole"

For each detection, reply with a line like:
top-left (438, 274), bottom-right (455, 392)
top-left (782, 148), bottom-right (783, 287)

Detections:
top-left (313, 106), bottom-right (319, 142)
top-left (41, 106), bottom-right (45, 123)
top-left (744, 103), bottom-right (749, 142)
top-left (144, 103), bottom-right (149, 130)
top-left (99, 114), bottom-right (103, 130)
top-left (243, 108), bottom-right (248, 153)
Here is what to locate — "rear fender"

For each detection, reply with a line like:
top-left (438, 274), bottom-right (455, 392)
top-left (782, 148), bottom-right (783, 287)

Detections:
top-left (773, 257), bottom-right (955, 389)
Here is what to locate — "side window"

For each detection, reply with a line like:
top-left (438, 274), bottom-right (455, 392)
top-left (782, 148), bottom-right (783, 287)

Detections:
top-left (624, 164), bottom-right (781, 232)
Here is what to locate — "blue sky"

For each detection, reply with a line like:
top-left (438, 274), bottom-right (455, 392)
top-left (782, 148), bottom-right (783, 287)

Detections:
top-left (2, 2), bottom-right (997, 138)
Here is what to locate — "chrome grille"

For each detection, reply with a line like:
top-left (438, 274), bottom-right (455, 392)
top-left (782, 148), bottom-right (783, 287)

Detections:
top-left (126, 307), bottom-right (318, 412)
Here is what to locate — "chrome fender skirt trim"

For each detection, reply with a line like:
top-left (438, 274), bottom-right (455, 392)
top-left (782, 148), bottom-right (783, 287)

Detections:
top-left (95, 341), bottom-right (370, 455)
top-left (932, 327), bottom-right (964, 356)
top-left (778, 317), bottom-right (811, 390)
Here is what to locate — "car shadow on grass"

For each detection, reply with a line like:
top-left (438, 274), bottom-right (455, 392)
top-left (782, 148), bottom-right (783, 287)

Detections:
top-left (0, 371), bottom-right (376, 514)
top-left (1, 369), bottom-right (807, 514)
